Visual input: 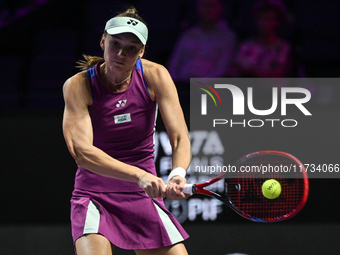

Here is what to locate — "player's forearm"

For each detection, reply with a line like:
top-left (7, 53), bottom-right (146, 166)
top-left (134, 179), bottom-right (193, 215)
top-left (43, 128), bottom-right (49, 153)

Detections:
top-left (75, 145), bottom-right (144, 183)
top-left (171, 136), bottom-right (191, 170)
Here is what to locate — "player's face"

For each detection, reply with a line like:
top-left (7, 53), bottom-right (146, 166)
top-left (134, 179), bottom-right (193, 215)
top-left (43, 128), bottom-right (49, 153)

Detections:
top-left (101, 33), bottom-right (145, 72)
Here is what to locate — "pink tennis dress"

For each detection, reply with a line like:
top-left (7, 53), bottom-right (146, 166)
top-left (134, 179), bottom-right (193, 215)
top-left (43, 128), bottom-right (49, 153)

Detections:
top-left (70, 59), bottom-right (189, 252)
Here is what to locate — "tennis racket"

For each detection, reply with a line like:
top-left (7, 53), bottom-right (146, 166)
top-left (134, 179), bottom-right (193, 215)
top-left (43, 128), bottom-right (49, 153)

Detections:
top-left (181, 150), bottom-right (309, 222)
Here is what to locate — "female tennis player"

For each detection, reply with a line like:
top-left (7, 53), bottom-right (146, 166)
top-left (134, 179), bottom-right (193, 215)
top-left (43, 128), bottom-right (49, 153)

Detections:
top-left (62, 7), bottom-right (191, 255)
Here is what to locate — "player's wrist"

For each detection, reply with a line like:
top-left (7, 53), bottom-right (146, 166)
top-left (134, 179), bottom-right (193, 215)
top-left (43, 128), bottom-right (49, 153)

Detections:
top-left (137, 171), bottom-right (148, 187)
top-left (167, 167), bottom-right (186, 183)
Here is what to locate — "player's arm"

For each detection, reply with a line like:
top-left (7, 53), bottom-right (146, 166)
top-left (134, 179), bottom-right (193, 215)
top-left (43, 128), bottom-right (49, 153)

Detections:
top-left (143, 59), bottom-right (191, 199)
top-left (62, 72), bottom-right (166, 198)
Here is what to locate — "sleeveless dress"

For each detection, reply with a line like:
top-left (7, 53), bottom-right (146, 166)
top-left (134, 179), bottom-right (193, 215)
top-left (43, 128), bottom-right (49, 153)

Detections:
top-left (70, 59), bottom-right (189, 252)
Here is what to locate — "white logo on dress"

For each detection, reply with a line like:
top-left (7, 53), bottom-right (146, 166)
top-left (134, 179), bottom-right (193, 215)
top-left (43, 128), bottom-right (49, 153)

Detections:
top-left (114, 113), bottom-right (131, 124)
top-left (116, 99), bottom-right (127, 107)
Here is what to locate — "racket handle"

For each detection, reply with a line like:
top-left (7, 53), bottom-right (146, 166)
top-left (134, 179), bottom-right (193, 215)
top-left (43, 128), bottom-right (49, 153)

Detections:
top-left (183, 184), bottom-right (194, 194)
top-left (165, 184), bottom-right (194, 194)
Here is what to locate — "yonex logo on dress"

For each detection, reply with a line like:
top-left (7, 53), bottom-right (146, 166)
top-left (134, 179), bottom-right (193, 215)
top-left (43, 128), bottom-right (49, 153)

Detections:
top-left (116, 100), bottom-right (127, 107)
top-left (127, 19), bottom-right (138, 26)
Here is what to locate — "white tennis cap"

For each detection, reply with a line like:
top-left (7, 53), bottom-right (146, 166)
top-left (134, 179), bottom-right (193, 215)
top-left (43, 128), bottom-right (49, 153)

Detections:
top-left (105, 17), bottom-right (148, 45)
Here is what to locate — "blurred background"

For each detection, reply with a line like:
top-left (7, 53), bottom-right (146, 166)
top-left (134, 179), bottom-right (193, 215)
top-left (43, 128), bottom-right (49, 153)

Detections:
top-left (1, 0), bottom-right (340, 254)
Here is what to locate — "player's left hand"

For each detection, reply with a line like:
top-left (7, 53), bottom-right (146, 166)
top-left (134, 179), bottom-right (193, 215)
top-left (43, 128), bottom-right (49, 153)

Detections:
top-left (166, 176), bottom-right (191, 200)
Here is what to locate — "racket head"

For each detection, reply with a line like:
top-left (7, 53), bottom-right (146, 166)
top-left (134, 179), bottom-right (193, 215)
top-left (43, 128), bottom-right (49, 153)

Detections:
top-left (225, 150), bottom-right (309, 222)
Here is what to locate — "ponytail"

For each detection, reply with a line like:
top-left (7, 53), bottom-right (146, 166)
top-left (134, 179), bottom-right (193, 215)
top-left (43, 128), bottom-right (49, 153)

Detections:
top-left (76, 55), bottom-right (104, 71)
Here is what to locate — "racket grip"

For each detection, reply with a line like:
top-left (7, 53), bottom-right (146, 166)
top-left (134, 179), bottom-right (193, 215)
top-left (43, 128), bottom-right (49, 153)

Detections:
top-left (165, 184), bottom-right (194, 194)
top-left (183, 184), bottom-right (194, 194)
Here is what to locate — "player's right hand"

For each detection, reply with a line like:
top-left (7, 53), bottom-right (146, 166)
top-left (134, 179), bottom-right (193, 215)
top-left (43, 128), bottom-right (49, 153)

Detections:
top-left (138, 172), bottom-right (167, 199)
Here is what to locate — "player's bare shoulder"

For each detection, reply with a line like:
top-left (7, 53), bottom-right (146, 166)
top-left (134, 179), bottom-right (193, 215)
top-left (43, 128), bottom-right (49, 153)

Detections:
top-left (141, 59), bottom-right (169, 80)
top-left (63, 71), bottom-right (93, 106)
top-left (63, 71), bottom-right (87, 91)
top-left (141, 59), bottom-right (174, 100)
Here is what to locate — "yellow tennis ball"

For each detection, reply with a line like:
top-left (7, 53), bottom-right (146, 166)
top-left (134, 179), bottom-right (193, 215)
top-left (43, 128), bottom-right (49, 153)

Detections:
top-left (262, 179), bottom-right (281, 199)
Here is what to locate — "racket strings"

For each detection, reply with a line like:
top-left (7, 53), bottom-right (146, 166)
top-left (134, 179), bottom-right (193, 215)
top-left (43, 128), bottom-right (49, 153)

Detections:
top-left (226, 153), bottom-right (308, 221)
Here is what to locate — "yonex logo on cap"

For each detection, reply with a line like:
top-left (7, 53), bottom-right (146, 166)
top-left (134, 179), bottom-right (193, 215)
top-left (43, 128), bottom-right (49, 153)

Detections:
top-left (105, 17), bottom-right (148, 45)
top-left (127, 19), bottom-right (138, 26)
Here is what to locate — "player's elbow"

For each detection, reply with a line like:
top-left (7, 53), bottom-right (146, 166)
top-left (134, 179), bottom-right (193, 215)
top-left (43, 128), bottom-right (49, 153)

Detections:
top-left (67, 140), bottom-right (93, 168)
top-left (73, 145), bottom-right (92, 167)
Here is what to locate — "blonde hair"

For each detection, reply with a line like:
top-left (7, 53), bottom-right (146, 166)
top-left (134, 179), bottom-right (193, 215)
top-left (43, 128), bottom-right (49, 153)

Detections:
top-left (76, 7), bottom-right (146, 71)
top-left (76, 55), bottom-right (104, 71)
